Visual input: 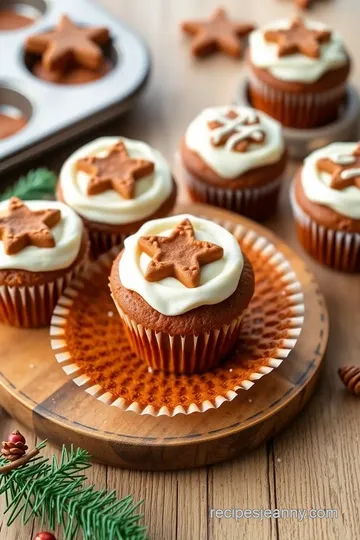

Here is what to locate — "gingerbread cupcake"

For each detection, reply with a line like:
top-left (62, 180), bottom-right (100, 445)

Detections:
top-left (180, 105), bottom-right (287, 221)
top-left (247, 17), bottom-right (351, 129)
top-left (58, 136), bottom-right (177, 257)
top-left (110, 214), bottom-right (255, 374)
top-left (291, 142), bottom-right (360, 272)
top-left (0, 197), bottom-right (88, 328)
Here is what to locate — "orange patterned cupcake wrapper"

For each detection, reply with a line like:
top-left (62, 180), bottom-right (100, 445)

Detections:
top-left (50, 217), bottom-right (305, 417)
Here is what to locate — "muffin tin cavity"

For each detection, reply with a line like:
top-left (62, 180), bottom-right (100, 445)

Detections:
top-left (0, 0), bottom-right (46, 31)
top-left (0, 86), bottom-right (31, 139)
top-left (24, 27), bottom-right (118, 86)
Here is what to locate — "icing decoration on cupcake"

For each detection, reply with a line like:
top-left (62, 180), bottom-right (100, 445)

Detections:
top-left (264, 17), bottom-right (331, 59)
top-left (302, 143), bottom-right (360, 219)
top-left (316, 144), bottom-right (360, 190)
top-left (138, 218), bottom-right (224, 288)
top-left (119, 214), bottom-right (243, 315)
top-left (0, 199), bottom-right (83, 271)
top-left (208, 109), bottom-right (266, 152)
top-left (76, 141), bottom-right (155, 199)
top-left (249, 19), bottom-right (348, 83)
top-left (181, 7), bottom-right (255, 58)
top-left (25, 15), bottom-right (109, 72)
top-left (185, 106), bottom-right (284, 178)
top-left (60, 137), bottom-right (173, 225)
top-left (0, 197), bottom-right (60, 255)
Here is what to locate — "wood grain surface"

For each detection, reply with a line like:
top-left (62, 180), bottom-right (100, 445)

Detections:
top-left (1, 0), bottom-right (360, 539)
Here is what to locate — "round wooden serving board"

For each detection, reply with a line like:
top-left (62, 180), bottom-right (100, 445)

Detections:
top-left (0, 204), bottom-right (328, 471)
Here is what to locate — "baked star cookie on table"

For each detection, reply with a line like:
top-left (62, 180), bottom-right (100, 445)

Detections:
top-left (57, 137), bottom-right (177, 258)
top-left (179, 105), bottom-right (287, 221)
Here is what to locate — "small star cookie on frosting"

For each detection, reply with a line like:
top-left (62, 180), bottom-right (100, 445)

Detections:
top-left (207, 109), bottom-right (266, 152)
top-left (316, 143), bottom-right (360, 190)
top-left (76, 141), bottom-right (155, 199)
top-left (0, 197), bottom-right (61, 255)
top-left (138, 218), bottom-right (224, 288)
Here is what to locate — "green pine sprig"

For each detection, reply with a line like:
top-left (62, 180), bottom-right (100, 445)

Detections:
top-left (0, 168), bottom-right (57, 201)
top-left (0, 442), bottom-right (147, 540)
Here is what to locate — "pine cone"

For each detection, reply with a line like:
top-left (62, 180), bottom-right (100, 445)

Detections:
top-left (338, 365), bottom-right (360, 395)
top-left (1, 439), bottom-right (28, 462)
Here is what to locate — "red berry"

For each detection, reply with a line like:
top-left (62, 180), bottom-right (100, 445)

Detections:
top-left (34, 533), bottom-right (56, 540)
top-left (7, 430), bottom-right (26, 444)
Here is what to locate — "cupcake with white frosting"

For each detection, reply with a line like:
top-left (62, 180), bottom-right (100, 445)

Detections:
top-left (0, 198), bottom-right (88, 327)
top-left (110, 214), bottom-right (255, 374)
top-left (291, 142), bottom-right (360, 271)
top-left (247, 17), bottom-right (351, 129)
top-left (180, 105), bottom-right (287, 221)
top-left (58, 137), bottom-right (177, 257)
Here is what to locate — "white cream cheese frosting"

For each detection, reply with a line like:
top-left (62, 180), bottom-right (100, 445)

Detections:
top-left (60, 137), bottom-right (173, 225)
top-left (119, 214), bottom-right (244, 316)
top-left (185, 106), bottom-right (284, 179)
top-left (302, 143), bottom-right (360, 219)
top-left (0, 200), bottom-right (83, 272)
top-left (249, 19), bottom-right (348, 83)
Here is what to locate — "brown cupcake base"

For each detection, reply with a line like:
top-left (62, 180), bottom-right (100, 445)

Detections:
top-left (0, 233), bottom-right (89, 328)
top-left (183, 167), bottom-right (282, 221)
top-left (290, 183), bottom-right (360, 272)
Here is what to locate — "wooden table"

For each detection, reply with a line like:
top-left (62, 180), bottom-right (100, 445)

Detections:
top-left (1, 0), bottom-right (360, 538)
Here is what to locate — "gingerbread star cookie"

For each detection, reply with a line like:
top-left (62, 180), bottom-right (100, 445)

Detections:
top-left (0, 198), bottom-right (61, 255)
top-left (208, 109), bottom-right (266, 152)
top-left (25, 15), bottom-right (109, 72)
top-left (181, 7), bottom-right (255, 58)
top-left (76, 141), bottom-right (155, 199)
top-left (316, 144), bottom-right (360, 190)
top-left (138, 218), bottom-right (224, 288)
top-left (264, 17), bottom-right (331, 59)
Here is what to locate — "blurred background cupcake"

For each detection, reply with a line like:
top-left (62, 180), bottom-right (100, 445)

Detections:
top-left (291, 142), bottom-right (360, 272)
top-left (58, 137), bottom-right (177, 257)
top-left (247, 17), bottom-right (351, 129)
top-left (180, 105), bottom-right (287, 221)
top-left (0, 198), bottom-right (88, 328)
top-left (110, 214), bottom-right (255, 374)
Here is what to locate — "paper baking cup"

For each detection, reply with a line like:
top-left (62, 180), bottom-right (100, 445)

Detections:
top-left (113, 301), bottom-right (244, 374)
top-left (0, 259), bottom-right (87, 328)
top-left (290, 184), bottom-right (360, 272)
top-left (87, 228), bottom-right (127, 259)
top-left (50, 219), bottom-right (305, 416)
top-left (183, 168), bottom-right (283, 221)
top-left (248, 72), bottom-right (346, 129)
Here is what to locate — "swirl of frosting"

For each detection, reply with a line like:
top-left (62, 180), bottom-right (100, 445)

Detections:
top-left (249, 19), bottom-right (348, 83)
top-left (302, 143), bottom-right (360, 220)
top-left (0, 200), bottom-right (83, 271)
top-left (119, 214), bottom-right (244, 315)
top-left (185, 106), bottom-right (284, 179)
top-left (60, 137), bottom-right (173, 225)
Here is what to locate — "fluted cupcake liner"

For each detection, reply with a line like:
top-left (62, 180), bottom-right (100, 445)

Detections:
top-left (50, 219), bottom-right (305, 417)
top-left (87, 228), bottom-right (128, 259)
top-left (0, 258), bottom-right (87, 328)
top-left (248, 72), bottom-right (346, 129)
top-left (112, 301), bottom-right (244, 374)
top-left (183, 168), bottom-right (283, 221)
top-left (290, 184), bottom-right (360, 272)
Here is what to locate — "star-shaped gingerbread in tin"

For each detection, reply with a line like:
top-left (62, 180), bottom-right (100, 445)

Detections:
top-left (0, 198), bottom-right (61, 255)
top-left (138, 219), bottom-right (224, 288)
top-left (181, 7), bottom-right (255, 58)
top-left (264, 17), bottom-right (331, 59)
top-left (25, 15), bottom-right (109, 72)
top-left (76, 141), bottom-right (155, 199)
top-left (316, 144), bottom-right (360, 190)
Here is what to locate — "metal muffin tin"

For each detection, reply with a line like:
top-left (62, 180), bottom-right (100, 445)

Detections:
top-left (0, 0), bottom-right (151, 173)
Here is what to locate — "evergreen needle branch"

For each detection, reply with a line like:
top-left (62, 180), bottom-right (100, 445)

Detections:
top-left (0, 168), bottom-right (57, 201)
top-left (0, 442), bottom-right (147, 540)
